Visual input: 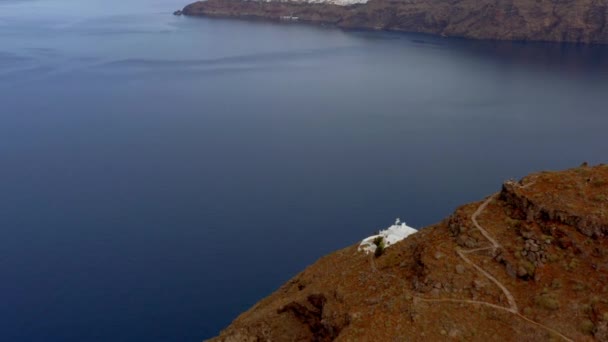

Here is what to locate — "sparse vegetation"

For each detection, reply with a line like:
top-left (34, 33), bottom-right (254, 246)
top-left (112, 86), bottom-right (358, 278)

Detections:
top-left (546, 253), bottom-right (560, 263)
top-left (519, 260), bottom-right (536, 277)
top-left (504, 217), bottom-right (521, 229)
top-left (579, 319), bottom-right (595, 335)
top-left (572, 282), bottom-right (587, 292)
top-left (566, 258), bottom-right (580, 272)
top-left (373, 236), bottom-right (385, 257)
top-left (535, 293), bottom-right (560, 311)
top-left (593, 194), bottom-right (607, 202)
top-left (551, 279), bottom-right (562, 290)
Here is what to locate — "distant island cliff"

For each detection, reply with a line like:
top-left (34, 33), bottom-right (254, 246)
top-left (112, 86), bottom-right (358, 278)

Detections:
top-left (208, 164), bottom-right (608, 341)
top-left (180, 0), bottom-right (608, 44)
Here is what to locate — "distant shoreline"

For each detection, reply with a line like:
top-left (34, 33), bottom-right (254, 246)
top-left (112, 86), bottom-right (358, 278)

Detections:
top-left (180, 0), bottom-right (608, 45)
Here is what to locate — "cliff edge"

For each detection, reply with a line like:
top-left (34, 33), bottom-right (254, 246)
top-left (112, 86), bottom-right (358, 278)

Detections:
top-left (208, 164), bottom-right (608, 341)
top-left (182, 0), bottom-right (608, 44)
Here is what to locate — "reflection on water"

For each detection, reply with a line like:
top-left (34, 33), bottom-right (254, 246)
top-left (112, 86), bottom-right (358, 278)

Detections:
top-left (456, 39), bottom-right (608, 73)
top-left (353, 29), bottom-right (608, 74)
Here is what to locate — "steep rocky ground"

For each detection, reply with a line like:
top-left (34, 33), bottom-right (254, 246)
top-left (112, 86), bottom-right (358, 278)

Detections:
top-left (182, 0), bottom-right (608, 44)
top-left (208, 164), bottom-right (608, 341)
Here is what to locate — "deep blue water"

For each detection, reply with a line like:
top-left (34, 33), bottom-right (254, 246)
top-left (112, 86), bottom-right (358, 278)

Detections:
top-left (1, 0), bottom-right (608, 340)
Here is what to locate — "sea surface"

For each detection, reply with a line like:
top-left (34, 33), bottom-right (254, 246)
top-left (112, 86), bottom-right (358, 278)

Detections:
top-left (1, 0), bottom-right (607, 340)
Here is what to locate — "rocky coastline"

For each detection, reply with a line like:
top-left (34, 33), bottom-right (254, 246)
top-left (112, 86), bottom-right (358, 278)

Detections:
top-left (181, 0), bottom-right (608, 44)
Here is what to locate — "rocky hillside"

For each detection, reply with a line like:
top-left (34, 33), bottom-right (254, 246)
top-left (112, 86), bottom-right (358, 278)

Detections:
top-left (208, 164), bottom-right (608, 341)
top-left (182, 0), bottom-right (608, 44)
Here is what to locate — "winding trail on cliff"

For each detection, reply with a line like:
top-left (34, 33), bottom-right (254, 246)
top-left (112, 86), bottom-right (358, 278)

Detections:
top-left (413, 182), bottom-right (572, 341)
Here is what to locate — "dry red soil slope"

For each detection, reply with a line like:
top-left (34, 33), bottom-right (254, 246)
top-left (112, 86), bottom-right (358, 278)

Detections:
top-left (209, 164), bottom-right (608, 341)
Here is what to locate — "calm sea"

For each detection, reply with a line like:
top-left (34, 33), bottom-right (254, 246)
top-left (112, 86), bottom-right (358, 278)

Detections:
top-left (1, 0), bottom-right (607, 340)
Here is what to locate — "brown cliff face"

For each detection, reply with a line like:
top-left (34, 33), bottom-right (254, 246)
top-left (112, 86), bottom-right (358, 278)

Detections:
top-left (208, 164), bottom-right (608, 341)
top-left (182, 0), bottom-right (608, 44)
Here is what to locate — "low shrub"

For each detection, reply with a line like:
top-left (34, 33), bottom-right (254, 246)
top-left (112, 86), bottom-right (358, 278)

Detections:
top-left (535, 294), bottom-right (560, 310)
top-left (373, 236), bottom-right (385, 257)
